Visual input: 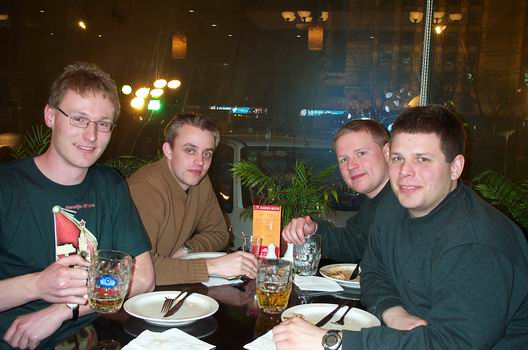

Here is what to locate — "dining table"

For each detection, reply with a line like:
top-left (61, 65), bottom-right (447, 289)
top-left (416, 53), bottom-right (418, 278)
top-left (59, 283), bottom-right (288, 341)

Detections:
top-left (60, 261), bottom-right (364, 350)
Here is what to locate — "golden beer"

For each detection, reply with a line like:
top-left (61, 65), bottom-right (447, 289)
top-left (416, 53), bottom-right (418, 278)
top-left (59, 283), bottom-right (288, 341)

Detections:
top-left (256, 281), bottom-right (292, 314)
top-left (88, 295), bottom-right (124, 313)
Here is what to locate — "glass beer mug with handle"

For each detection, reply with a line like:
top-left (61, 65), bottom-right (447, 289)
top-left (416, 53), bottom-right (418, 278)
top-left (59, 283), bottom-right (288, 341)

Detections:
top-left (87, 249), bottom-right (132, 313)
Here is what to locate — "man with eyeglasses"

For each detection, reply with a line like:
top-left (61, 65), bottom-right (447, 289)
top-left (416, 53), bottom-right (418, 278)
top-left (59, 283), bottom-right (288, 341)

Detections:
top-left (0, 62), bottom-right (155, 349)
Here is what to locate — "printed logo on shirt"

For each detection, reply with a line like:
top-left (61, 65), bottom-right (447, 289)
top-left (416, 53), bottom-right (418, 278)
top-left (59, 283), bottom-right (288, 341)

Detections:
top-left (53, 205), bottom-right (98, 261)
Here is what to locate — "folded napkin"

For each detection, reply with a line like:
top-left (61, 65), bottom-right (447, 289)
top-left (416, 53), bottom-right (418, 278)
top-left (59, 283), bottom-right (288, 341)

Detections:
top-left (293, 275), bottom-right (344, 292)
top-left (202, 276), bottom-right (244, 287)
top-left (244, 330), bottom-right (276, 350)
top-left (122, 329), bottom-right (214, 350)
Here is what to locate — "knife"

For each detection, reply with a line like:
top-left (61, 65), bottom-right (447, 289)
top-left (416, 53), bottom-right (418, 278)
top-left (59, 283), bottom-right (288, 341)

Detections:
top-left (314, 301), bottom-right (351, 327)
top-left (163, 292), bottom-right (193, 317)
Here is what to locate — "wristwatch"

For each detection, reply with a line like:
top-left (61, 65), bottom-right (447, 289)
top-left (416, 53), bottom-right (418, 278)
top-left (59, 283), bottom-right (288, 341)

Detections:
top-left (322, 329), bottom-right (342, 350)
top-left (182, 241), bottom-right (193, 254)
top-left (66, 303), bottom-right (79, 322)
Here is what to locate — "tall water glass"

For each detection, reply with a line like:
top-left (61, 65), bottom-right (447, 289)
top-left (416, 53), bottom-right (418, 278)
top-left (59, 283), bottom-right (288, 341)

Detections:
top-left (293, 234), bottom-right (321, 276)
top-left (87, 249), bottom-right (132, 313)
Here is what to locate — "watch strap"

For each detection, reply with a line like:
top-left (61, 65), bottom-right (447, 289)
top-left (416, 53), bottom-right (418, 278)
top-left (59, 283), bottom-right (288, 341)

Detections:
top-left (67, 303), bottom-right (79, 322)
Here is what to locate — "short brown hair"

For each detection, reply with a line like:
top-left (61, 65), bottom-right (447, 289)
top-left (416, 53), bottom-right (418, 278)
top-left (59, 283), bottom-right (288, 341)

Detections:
top-left (391, 105), bottom-right (466, 162)
top-left (164, 114), bottom-right (220, 149)
top-left (48, 62), bottom-right (120, 121)
top-left (335, 119), bottom-right (389, 148)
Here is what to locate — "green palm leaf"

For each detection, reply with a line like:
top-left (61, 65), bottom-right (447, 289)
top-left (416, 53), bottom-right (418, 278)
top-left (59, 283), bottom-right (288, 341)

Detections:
top-left (473, 170), bottom-right (528, 230)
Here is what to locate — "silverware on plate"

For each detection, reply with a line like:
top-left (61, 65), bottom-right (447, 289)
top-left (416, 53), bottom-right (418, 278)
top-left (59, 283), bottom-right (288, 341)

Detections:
top-left (163, 292), bottom-right (194, 317)
top-left (314, 300), bottom-right (351, 327)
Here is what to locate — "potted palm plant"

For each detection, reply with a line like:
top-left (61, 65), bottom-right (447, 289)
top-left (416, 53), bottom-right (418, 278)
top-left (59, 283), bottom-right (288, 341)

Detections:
top-left (231, 160), bottom-right (339, 228)
top-left (472, 170), bottom-right (528, 233)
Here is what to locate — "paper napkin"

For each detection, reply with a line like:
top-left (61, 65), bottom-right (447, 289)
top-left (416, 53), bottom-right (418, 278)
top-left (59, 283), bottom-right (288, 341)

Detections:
top-left (293, 275), bottom-right (344, 292)
top-left (202, 276), bottom-right (244, 287)
top-left (122, 329), bottom-right (215, 350)
top-left (244, 330), bottom-right (276, 350)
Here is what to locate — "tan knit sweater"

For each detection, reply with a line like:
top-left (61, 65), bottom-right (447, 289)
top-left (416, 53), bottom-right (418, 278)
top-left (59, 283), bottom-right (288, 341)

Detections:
top-left (127, 159), bottom-right (230, 285)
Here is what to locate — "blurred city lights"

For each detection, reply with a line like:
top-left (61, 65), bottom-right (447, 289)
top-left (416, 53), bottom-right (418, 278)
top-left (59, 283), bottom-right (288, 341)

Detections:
top-left (153, 79), bottom-right (167, 89)
top-left (167, 80), bottom-right (181, 89)
top-left (150, 88), bottom-right (164, 98)
top-left (121, 85), bottom-right (132, 95)
top-left (131, 97), bottom-right (145, 109)
top-left (135, 87), bottom-right (150, 98)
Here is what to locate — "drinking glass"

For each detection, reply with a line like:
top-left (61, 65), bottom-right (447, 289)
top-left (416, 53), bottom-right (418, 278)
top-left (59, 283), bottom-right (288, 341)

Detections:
top-left (293, 234), bottom-right (321, 276)
top-left (87, 249), bottom-right (132, 313)
top-left (256, 259), bottom-right (293, 314)
top-left (242, 232), bottom-right (262, 258)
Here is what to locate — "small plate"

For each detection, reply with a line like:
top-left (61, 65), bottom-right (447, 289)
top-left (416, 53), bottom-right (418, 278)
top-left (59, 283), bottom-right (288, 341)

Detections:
top-left (281, 303), bottom-right (379, 331)
top-left (181, 252), bottom-right (226, 260)
top-left (319, 263), bottom-right (361, 289)
top-left (123, 291), bottom-right (219, 326)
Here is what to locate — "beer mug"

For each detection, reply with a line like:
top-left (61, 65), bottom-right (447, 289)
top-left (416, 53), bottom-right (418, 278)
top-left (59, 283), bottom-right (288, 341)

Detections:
top-left (256, 259), bottom-right (293, 314)
top-left (293, 234), bottom-right (321, 276)
top-left (87, 249), bottom-right (132, 313)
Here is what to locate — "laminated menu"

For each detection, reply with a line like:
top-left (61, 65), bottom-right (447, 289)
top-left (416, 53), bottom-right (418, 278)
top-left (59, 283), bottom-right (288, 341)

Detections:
top-left (252, 204), bottom-right (281, 258)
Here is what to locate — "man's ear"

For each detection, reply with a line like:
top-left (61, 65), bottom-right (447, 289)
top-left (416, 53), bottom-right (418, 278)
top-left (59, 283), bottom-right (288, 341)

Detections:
top-left (44, 105), bottom-right (54, 128)
top-left (383, 143), bottom-right (390, 162)
top-left (162, 142), bottom-right (173, 160)
top-left (450, 155), bottom-right (465, 180)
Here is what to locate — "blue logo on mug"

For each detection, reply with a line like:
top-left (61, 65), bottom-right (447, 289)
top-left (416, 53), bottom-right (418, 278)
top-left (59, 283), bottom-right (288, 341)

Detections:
top-left (97, 275), bottom-right (118, 288)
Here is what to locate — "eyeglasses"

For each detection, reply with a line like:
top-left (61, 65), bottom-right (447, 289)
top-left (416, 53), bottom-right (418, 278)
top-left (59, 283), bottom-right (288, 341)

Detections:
top-left (56, 107), bottom-right (115, 133)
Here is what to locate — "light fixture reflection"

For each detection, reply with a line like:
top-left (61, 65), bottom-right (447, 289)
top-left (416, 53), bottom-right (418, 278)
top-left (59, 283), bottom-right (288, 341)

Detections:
top-left (131, 97), bottom-right (145, 110)
top-left (150, 88), bottom-right (164, 98)
top-left (78, 20), bottom-right (87, 30)
top-left (121, 85), bottom-right (132, 95)
top-left (167, 80), bottom-right (182, 89)
top-left (135, 87), bottom-right (150, 98)
top-left (153, 79), bottom-right (167, 89)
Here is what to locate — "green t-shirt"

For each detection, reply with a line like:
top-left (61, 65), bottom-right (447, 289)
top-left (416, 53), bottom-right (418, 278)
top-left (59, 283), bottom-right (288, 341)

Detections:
top-left (0, 158), bottom-right (151, 349)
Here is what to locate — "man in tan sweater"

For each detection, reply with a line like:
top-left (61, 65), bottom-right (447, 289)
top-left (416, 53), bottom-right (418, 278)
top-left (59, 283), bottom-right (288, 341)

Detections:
top-left (128, 114), bottom-right (258, 285)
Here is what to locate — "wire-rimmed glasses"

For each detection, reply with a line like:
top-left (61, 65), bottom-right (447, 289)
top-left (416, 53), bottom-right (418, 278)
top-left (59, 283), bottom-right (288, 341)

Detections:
top-left (56, 107), bottom-right (115, 133)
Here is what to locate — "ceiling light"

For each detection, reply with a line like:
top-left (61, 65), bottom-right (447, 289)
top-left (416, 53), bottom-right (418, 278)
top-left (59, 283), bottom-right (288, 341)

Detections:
top-left (281, 11), bottom-right (296, 22)
top-left (167, 80), bottom-right (182, 89)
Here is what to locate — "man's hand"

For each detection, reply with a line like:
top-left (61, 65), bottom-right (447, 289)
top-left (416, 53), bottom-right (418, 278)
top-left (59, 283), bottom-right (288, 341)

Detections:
top-left (281, 216), bottom-right (317, 244)
top-left (382, 306), bottom-right (428, 330)
top-left (171, 247), bottom-right (188, 259)
top-left (3, 303), bottom-right (71, 350)
top-left (206, 251), bottom-right (258, 279)
top-left (33, 255), bottom-right (90, 305)
top-left (273, 317), bottom-right (326, 350)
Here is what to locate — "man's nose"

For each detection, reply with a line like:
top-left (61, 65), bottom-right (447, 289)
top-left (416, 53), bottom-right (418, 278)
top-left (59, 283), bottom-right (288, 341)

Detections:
top-left (83, 122), bottom-right (98, 142)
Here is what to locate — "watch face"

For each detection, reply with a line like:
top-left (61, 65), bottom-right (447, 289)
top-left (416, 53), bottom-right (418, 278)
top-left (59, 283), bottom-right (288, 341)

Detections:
top-left (325, 334), bottom-right (338, 346)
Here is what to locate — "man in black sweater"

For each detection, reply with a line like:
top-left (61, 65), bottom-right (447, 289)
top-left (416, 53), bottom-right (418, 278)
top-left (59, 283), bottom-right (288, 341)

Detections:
top-left (281, 119), bottom-right (391, 263)
top-left (273, 106), bottom-right (528, 350)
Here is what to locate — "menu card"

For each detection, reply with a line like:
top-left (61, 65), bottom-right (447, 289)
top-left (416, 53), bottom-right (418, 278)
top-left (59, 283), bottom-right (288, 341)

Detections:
top-left (252, 204), bottom-right (281, 258)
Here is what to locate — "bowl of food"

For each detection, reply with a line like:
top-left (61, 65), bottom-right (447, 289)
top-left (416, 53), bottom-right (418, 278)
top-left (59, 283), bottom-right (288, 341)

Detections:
top-left (319, 264), bottom-right (361, 289)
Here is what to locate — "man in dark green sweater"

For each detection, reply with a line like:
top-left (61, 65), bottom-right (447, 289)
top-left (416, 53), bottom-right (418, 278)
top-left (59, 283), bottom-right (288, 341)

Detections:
top-left (273, 106), bottom-right (528, 349)
top-left (281, 119), bottom-right (390, 263)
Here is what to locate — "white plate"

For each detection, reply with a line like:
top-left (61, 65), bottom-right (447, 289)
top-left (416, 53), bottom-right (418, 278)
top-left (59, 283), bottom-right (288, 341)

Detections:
top-left (281, 303), bottom-right (380, 331)
top-left (319, 263), bottom-right (361, 289)
top-left (123, 291), bottom-right (219, 326)
top-left (181, 252), bottom-right (226, 260)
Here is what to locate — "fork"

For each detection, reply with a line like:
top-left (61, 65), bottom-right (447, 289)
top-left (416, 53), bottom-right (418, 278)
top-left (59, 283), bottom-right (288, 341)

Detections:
top-left (332, 306), bottom-right (353, 325)
top-left (161, 291), bottom-right (183, 313)
top-left (164, 292), bottom-right (194, 317)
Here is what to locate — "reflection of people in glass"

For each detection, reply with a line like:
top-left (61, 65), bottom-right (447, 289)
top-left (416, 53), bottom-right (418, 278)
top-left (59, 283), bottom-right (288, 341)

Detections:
top-left (0, 62), bottom-right (154, 349)
top-left (274, 106), bottom-right (528, 349)
top-left (128, 114), bottom-right (258, 285)
top-left (282, 119), bottom-right (390, 263)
